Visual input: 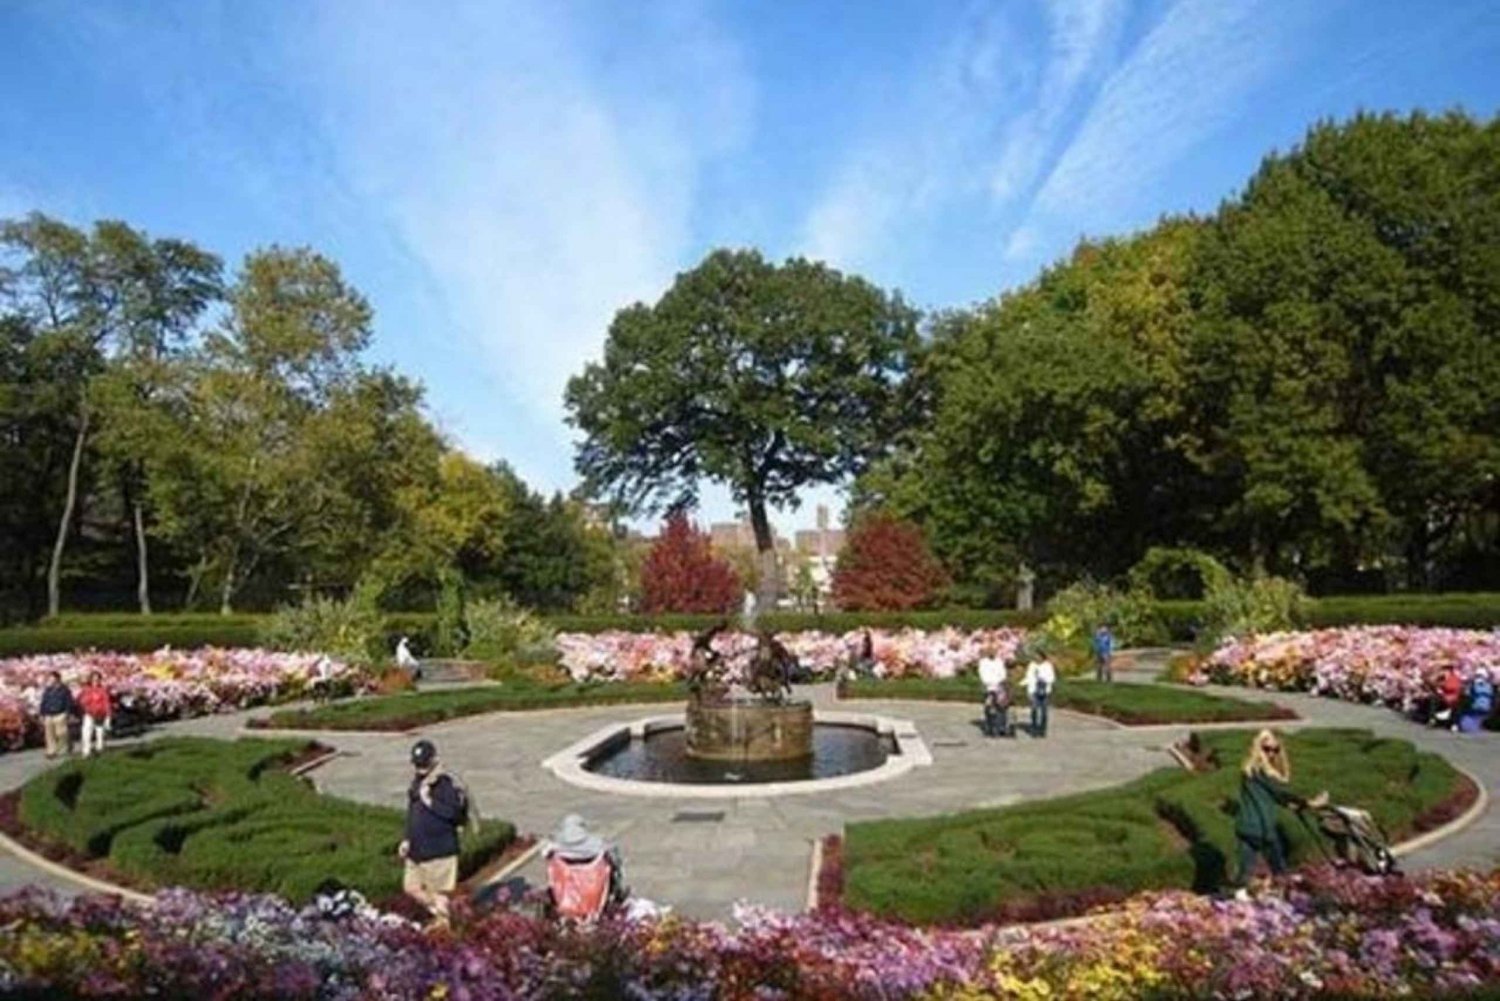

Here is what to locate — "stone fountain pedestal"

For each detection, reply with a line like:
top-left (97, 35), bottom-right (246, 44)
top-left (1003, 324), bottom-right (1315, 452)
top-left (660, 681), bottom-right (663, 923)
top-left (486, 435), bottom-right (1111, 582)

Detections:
top-left (684, 699), bottom-right (814, 761)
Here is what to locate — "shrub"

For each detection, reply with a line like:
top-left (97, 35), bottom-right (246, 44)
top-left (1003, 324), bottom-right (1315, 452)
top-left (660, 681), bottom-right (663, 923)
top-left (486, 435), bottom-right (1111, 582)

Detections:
top-left (1203, 573), bottom-right (1307, 642)
top-left (843, 727), bottom-right (1462, 925)
top-left (832, 513), bottom-right (948, 611)
top-left (260, 594), bottom-right (384, 667)
top-left (15, 737), bottom-right (513, 902)
top-left (463, 597), bottom-right (557, 663)
top-left (432, 566), bottom-right (468, 657)
top-left (1040, 580), bottom-right (1165, 648)
top-left (638, 513), bottom-right (741, 614)
top-left (1126, 546), bottom-right (1231, 599)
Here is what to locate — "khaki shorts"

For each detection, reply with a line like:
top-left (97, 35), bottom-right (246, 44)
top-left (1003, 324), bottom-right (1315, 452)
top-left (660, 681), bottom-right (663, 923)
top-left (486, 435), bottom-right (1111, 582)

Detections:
top-left (403, 855), bottom-right (458, 899)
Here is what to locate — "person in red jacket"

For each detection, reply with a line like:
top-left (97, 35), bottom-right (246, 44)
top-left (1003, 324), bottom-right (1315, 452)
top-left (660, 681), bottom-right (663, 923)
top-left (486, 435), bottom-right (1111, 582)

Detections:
top-left (76, 673), bottom-right (112, 757)
top-left (1434, 665), bottom-right (1464, 731)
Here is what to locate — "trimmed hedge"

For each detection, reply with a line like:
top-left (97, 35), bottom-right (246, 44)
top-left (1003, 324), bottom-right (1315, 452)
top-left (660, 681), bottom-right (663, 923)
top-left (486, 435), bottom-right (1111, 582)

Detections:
top-left (540, 609), bottom-right (1046, 633)
top-left (4, 593), bottom-right (1497, 655)
top-left (0, 623), bottom-right (264, 656)
top-left (254, 680), bottom-right (689, 732)
top-left (842, 677), bottom-right (1296, 725)
top-left (843, 727), bottom-right (1463, 925)
top-left (1305, 593), bottom-right (1500, 629)
top-left (16, 737), bottom-right (513, 903)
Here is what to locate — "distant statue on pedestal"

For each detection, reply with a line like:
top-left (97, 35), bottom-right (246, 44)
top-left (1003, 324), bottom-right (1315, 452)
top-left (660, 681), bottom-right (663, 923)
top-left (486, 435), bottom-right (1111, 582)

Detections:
top-left (1016, 564), bottom-right (1035, 612)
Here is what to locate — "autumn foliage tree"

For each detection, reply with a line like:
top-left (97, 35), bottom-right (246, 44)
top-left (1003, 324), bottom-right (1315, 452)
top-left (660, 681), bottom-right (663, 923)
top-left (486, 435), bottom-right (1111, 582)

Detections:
top-left (832, 512), bottom-right (948, 611)
top-left (639, 513), bottom-right (741, 614)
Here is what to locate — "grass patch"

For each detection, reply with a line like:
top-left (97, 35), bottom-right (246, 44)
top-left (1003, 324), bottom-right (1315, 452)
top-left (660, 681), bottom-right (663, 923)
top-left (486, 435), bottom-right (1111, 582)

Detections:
top-left (842, 727), bottom-right (1464, 925)
top-left (15, 737), bottom-right (513, 903)
top-left (842, 677), bottom-right (1296, 725)
top-left (255, 679), bottom-right (688, 731)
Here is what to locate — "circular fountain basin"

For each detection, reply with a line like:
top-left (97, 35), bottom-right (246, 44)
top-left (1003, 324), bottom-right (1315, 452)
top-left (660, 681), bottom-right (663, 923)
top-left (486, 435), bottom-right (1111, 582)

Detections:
top-left (685, 698), bottom-right (814, 762)
top-left (542, 711), bottom-right (933, 798)
top-left (593, 722), bottom-right (892, 784)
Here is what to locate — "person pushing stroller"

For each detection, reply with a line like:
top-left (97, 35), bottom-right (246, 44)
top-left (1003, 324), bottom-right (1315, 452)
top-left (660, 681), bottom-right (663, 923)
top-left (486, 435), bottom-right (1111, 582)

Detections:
top-left (977, 649), bottom-right (1012, 737)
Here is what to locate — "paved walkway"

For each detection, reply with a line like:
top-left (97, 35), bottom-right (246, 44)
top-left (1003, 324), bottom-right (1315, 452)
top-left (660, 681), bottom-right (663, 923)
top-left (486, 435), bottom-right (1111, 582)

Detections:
top-left (2, 656), bottom-right (1496, 918)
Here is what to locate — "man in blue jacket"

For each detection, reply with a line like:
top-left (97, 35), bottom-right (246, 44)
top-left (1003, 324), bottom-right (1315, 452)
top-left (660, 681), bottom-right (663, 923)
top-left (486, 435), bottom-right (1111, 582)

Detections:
top-left (399, 739), bottom-right (467, 925)
top-left (1092, 625), bottom-right (1115, 683)
top-left (39, 672), bottom-right (74, 758)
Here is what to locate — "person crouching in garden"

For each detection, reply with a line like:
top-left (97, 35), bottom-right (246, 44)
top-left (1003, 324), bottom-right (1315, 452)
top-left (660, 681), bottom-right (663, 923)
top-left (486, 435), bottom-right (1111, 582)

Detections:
top-left (39, 671), bottom-right (75, 758)
top-left (399, 739), bottom-right (471, 926)
top-left (76, 673), bottom-right (113, 757)
top-left (1233, 729), bottom-right (1326, 897)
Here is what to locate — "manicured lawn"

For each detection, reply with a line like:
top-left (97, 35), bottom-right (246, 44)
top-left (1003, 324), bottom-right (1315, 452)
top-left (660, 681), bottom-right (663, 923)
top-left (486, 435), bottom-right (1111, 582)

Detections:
top-left (841, 727), bottom-right (1466, 926)
top-left (14, 737), bottom-right (513, 903)
top-left (255, 679), bottom-right (688, 731)
top-left (842, 676), bottom-right (1297, 725)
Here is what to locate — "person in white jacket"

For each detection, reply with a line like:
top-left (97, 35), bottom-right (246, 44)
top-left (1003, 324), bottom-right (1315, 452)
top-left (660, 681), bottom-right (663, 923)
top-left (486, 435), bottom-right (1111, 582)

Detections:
top-left (1021, 655), bottom-right (1057, 737)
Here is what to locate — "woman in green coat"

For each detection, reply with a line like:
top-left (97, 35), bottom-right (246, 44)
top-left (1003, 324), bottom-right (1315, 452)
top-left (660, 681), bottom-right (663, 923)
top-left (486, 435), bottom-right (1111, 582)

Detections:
top-left (1234, 729), bottom-right (1326, 888)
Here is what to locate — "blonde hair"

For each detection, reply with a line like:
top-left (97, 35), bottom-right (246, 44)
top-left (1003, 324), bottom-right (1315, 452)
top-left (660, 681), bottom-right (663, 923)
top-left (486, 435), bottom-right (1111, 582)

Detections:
top-left (1242, 728), bottom-right (1290, 782)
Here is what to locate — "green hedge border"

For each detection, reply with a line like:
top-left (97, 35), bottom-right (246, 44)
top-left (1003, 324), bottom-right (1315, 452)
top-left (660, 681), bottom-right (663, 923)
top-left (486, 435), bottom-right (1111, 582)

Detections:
top-left (3, 593), bottom-right (1497, 656)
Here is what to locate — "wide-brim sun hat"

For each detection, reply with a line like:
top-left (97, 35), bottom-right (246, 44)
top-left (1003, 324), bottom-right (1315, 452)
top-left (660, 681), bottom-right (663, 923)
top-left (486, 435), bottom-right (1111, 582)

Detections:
top-left (550, 813), bottom-right (605, 857)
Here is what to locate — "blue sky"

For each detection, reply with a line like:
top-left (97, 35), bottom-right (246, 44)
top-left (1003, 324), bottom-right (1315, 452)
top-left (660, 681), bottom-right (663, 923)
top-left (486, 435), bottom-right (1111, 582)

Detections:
top-left (3, 0), bottom-right (1498, 532)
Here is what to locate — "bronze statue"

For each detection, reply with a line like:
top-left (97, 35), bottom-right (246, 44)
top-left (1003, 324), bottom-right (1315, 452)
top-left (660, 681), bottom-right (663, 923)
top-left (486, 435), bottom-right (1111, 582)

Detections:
top-left (746, 627), bottom-right (797, 703)
top-left (686, 620), bottom-right (729, 705)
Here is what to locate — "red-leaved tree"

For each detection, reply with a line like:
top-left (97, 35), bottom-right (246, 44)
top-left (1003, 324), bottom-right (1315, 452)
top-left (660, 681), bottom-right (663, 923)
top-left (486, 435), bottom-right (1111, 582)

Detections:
top-left (639, 513), bottom-right (742, 614)
top-left (832, 512), bottom-right (949, 611)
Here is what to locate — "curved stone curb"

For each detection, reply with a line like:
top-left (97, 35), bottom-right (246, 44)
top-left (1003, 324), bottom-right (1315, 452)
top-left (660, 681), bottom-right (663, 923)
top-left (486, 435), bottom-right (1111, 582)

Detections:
top-left (0, 828), bottom-right (153, 905)
top-left (1391, 764), bottom-right (1488, 858)
top-left (805, 837), bottom-right (824, 911)
top-left (543, 710), bottom-right (931, 799)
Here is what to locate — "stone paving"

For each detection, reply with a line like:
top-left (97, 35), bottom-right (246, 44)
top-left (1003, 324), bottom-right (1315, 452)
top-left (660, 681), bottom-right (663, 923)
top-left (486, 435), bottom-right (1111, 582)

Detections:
top-left (1, 653), bottom-right (1496, 919)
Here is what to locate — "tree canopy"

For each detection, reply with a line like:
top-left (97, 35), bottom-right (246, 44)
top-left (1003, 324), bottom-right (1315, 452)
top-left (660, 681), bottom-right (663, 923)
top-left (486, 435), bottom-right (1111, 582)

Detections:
top-left (859, 111), bottom-right (1500, 598)
top-left (566, 248), bottom-right (923, 605)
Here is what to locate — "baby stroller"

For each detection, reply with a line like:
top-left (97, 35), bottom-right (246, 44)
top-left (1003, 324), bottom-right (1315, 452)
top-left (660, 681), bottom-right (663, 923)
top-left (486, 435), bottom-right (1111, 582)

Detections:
top-left (546, 853), bottom-right (625, 922)
top-left (982, 687), bottom-right (1014, 738)
top-left (1297, 802), bottom-right (1399, 876)
top-left (978, 659), bottom-right (1013, 738)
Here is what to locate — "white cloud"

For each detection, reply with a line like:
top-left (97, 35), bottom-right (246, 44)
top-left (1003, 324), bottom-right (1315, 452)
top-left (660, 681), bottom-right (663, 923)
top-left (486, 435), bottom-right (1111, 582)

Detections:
top-left (1021, 0), bottom-right (1320, 239)
top-left (280, 1), bottom-right (753, 489)
top-left (798, 2), bottom-right (1039, 272)
top-left (799, 0), bottom-right (1127, 277)
top-left (990, 0), bottom-right (1127, 201)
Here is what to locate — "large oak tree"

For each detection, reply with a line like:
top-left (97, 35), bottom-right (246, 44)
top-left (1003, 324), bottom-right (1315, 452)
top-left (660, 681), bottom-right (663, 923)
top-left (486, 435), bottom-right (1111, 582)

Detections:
top-left (566, 249), bottom-right (922, 607)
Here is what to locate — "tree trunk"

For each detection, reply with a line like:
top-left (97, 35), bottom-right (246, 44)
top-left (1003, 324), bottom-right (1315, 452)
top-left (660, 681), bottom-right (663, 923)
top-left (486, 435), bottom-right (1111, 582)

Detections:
top-left (133, 500), bottom-right (152, 615)
top-left (748, 496), bottom-right (779, 612)
top-left (47, 407), bottom-right (89, 618)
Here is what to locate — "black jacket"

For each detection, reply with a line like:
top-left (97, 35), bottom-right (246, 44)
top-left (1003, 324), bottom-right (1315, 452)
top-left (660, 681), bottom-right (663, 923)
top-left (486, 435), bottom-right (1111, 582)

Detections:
top-left (406, 770), bottom-right (463, 862)
top-left (39, 683), bottom-right (74, 717)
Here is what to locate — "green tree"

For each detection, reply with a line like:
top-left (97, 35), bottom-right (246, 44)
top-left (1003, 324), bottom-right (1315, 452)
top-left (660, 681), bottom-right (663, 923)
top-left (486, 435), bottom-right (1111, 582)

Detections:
top-left (859, 222), bottom-right (1204, 595)
top-left (0, 214), bottom-right (221, 615)
top-left (566, 248), bottom-right (923, 609)
top-left (150, 247), bottom-right (372, 612)
top-left (0, 316), bottom-right (97, 619)
top-left (478, 464), bottom-right (603, 612)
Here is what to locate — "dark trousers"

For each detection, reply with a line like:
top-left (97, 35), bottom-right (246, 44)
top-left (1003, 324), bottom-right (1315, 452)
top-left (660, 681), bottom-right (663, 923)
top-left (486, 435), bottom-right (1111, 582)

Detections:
top-left (1030, 695), bottom-right (1049, 736)
top-left (1235, 834), bottom-right (1287, 884)
top-left (1095, 655), bottom-right (1112, 682)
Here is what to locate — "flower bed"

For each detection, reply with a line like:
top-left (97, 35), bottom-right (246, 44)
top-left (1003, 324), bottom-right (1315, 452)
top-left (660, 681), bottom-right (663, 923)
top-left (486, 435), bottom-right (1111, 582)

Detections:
top-left (554, 627), bottom-right (1029, 684)
top-left (1203, 627), bottom-right (1500, 712)
top-left (0, 866), bottom-right (1496, 999)
top-left (0, 648), bottom-right (358, 752)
